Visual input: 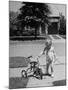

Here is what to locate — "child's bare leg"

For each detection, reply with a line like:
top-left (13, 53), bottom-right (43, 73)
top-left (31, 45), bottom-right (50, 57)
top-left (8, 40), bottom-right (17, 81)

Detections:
top-left (46, 63), bottom-right (50, 74)
top-left (51, 65), bottom-right (53, 74)
top-left (50, 63), bottom-right (54, 77)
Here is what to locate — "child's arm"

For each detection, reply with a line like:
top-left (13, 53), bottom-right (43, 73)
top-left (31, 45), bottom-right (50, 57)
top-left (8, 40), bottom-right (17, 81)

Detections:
top-left (38, 47), bottom-right (46, 58)
top-left (38, 51), bottom-right (43, 58)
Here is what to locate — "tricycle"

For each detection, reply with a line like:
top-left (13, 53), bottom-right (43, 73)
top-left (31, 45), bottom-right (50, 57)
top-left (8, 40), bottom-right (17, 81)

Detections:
top-left (21, 56), bottom-right (43, 79)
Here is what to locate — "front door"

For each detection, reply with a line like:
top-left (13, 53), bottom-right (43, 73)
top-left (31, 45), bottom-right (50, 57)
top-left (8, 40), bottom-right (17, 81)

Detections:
top-left (48, 22), bottom-right (58, 34)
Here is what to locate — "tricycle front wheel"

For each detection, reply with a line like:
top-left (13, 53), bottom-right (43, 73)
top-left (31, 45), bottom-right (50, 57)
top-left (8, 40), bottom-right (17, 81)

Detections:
top-left (21, 70), bottom-right (27, 78)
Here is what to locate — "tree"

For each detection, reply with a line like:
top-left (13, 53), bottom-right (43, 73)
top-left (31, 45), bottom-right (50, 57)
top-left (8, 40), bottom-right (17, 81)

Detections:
top-left (17, 2), bottom-right (51, 38)
top-left (9, 11), bottom-right (19, 36)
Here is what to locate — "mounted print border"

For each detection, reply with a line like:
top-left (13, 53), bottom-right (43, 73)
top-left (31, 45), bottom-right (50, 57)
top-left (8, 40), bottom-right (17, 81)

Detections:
top-left (9, 0), bottom-right (66, 89)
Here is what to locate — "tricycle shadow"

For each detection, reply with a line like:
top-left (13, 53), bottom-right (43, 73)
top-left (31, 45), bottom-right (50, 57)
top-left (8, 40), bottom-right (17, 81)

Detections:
top-left (22, 73), bottom-right (52, 80)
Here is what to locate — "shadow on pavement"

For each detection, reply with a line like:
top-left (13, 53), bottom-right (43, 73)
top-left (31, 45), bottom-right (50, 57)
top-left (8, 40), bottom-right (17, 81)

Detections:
top-left (9, 57), bottom-right (30, 68)
top-left (26, 73), bottom-right (51, 80)
top-left (53, 79), bottom-right (66, 86)
top-left (9, 77), bottom-right (29, 89)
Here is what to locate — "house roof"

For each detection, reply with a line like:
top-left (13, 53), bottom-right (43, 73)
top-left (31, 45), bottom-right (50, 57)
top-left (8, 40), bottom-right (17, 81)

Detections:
top-left (48, 4), bottom-right (66, 17)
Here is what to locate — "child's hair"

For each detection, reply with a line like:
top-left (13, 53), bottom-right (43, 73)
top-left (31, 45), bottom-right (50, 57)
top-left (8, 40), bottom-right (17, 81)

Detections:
top-left (45, 39), bottom-right (52, 47)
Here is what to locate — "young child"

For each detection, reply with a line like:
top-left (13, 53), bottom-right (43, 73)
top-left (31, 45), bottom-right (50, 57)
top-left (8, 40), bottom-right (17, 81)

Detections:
top-left (27, 56), bottom-right (39, 71)
top-left (38, 39), bottom-right (57, 77)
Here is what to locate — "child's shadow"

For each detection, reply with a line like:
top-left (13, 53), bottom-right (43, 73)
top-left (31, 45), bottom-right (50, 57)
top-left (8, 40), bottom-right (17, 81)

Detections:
top-left (45, 73), bottom-right (51, 76)
top-left (27, 73), bottom-right (51, 80)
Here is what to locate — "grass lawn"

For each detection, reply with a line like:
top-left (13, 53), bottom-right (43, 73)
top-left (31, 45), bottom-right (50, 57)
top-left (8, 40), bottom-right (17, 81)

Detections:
top-left (10, 36), bottom-right (46, 41)
top-left (9, 77), bottom-right (29, 89)
top-left (10, 35), bottom-right (52, 41)
top-left (9, 57), bottom-right (30, 68)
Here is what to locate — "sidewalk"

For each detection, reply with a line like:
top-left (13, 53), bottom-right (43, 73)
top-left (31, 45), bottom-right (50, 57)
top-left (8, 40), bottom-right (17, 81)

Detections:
top-left (26, 62), bottom-right (66, 87)
top-left (9, 62), bottom-right (66, 87)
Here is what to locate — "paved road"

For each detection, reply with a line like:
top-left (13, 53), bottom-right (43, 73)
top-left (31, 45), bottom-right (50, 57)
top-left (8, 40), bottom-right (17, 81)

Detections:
top-left (9, 35), bottom-right (66, 87)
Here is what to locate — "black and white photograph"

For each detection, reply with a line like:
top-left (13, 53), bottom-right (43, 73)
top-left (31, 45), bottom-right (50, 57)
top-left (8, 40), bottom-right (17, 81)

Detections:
top-left (9, 0), bottom-right (66, 89)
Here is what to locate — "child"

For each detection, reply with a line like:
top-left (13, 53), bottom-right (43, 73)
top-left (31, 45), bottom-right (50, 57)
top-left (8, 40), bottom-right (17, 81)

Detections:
top-left (27, 56), bottom-right (39, 71)
top-left (38, 39), bottom-right (57, 77)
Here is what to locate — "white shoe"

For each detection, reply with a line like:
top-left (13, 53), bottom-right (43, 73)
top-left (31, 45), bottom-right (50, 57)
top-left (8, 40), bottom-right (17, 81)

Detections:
top-left (51, 74), bottom-right (54, 78)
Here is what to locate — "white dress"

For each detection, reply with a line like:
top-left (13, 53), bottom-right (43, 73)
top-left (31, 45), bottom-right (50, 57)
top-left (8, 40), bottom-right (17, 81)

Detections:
top-left (38, 46), bottom-right (56, 73)
top-left (39, 46), bottom-right (56, 65)
top-left (47, 47), bottom-right (56, 63)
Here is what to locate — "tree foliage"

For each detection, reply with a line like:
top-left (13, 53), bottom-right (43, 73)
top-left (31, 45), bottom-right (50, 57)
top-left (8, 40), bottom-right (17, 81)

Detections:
top-left (17, 2), bottom-right (51, 38)
top-left (9, 11), bottom-right (19, 36)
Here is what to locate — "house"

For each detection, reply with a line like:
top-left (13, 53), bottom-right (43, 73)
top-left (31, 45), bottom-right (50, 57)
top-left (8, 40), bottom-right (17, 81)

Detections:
top-left (48, 16), bottom-right (60, 34)
top-left (38, 16), bottom-right (60, 35)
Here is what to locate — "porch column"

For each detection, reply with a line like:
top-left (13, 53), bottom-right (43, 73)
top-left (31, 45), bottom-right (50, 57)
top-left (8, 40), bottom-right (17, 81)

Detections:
top-left (45, 24), bottom-right (48, 35)
top-left (39, 25), bottom-right (42, 35)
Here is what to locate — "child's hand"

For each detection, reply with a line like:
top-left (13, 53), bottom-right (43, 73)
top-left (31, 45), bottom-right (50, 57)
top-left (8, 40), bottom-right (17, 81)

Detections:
top-left (37, 56), bottom-right (40, 59)
top-left (36, 56), bottom-right (39, 61)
